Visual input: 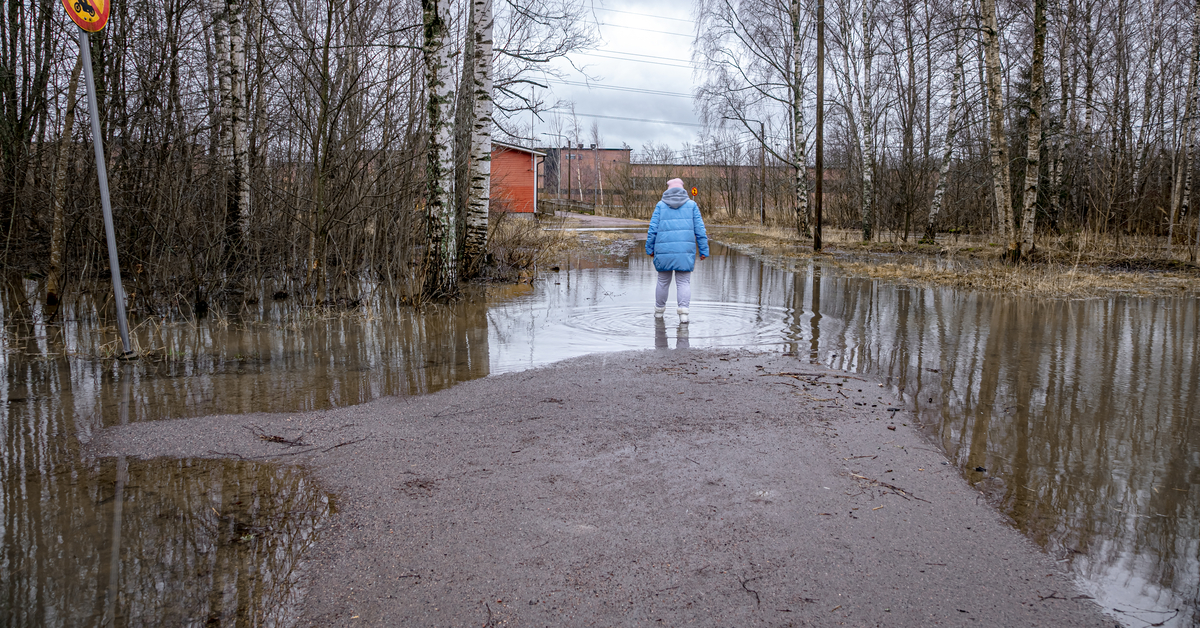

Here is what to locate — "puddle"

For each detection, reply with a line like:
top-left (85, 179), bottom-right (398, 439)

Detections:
top-left (0, 456), bottom-right (329, 626)
top-left (3, 242), bottom-right (1197, 626)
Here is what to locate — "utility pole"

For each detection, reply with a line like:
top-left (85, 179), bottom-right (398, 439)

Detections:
top-left (815, 0), bottom-right (824, 251)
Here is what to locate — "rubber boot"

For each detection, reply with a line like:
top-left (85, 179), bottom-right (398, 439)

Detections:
top-left (654, 307), bottom-right (665, 319)
top-left (678, 307), bottom-right (689, 324)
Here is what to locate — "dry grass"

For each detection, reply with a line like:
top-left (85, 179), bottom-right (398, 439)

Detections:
top-left (482, 213), bottom-right (571, 281)
top-left (708, 225), bottom-right (1200, 299)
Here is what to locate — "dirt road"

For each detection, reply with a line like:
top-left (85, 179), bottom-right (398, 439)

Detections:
top-left (89, 349), bottom-right (1114, 627)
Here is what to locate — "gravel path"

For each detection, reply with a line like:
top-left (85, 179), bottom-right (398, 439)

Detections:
top-left (89, 349), bottom-right (1114, 627)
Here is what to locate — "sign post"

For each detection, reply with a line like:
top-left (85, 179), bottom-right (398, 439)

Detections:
top-left (62, 0), bottom-right (133, 356)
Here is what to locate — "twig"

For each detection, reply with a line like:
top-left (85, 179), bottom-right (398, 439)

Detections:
top-left (482, 602), bottom-right (495, 628)
top-left (739, 575), bottom-right (761, 606)
top-left (322, 437), bottom-right (368, 453)
top-left (848, 473), bottom-right (931, 503)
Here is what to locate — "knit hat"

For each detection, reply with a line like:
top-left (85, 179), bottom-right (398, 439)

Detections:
top-left (666, 178), bottom-right (685, 189)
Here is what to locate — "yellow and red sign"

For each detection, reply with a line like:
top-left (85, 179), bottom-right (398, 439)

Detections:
top-left (690, 187), bottom-right (699, 197)
top-left (61, 0), bottom-right (109, 32)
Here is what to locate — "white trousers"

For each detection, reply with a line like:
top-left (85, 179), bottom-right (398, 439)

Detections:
top-left (655, 270), bottom-right (692, 308)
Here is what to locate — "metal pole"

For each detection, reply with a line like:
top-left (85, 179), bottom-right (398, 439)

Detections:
top-left (759, 120), bottom-right (765, 225)
top-left (815, 0), bottom-right (825, 252)
top-left (79, 28), bottom-right (133, 356)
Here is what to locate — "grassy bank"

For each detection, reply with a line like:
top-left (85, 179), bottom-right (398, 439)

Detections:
top-left (709, 225), bottom-right (1200, 299)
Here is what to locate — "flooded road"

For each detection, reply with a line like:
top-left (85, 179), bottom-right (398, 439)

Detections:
top-left (2, 241), bottom-right (1197, 626)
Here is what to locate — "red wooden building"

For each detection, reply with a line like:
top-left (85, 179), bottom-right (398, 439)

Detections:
top-left (491, 141), bottom-right (545, 213)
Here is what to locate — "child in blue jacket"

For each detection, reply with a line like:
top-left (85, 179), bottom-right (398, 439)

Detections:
top-left (645, 178), bottom-right (709, 323)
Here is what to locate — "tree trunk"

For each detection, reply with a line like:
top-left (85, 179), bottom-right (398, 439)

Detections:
top-left (981, 0), bottom-right (1013, 246)
top-left (924, 3), bottom-right (965, 243)
top-left (1048, 0), bottom-right (1073, 233)
top-left (1018, 0), bottom-right (1047, 260)
top-left (1130, 0), bottom-right (1162, 207)
top-left (423, 0), bottom-right (459, 299)
top-left (228, 0), bottom-right (251, 248)
top-left (860, 0), bottom-right (875, 242)
top-left (1171, 2), bottom-right (1200, 254)
top-left (46, 57), bottom-right (84, 310)
top-left (463, 0), bottom-right (494, 276)
top-left (791, 0), bottom-right (810, 238)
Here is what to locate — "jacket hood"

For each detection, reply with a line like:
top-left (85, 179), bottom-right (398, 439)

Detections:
top-left (661, 187), bottom-right (690, 209)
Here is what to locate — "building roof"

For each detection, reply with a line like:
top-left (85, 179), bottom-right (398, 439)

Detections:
top-left (493, 140), bottom-right (546, 156)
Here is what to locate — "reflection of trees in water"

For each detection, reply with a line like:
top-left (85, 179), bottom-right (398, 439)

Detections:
top-left (2, 452), bottom-right (329, 626)
top-left (2, 282), bottom-right (493, 625)
top-left (112, 459), bottom-right (329, 626)
top-left (804, 279), bottom-right (1199, 622)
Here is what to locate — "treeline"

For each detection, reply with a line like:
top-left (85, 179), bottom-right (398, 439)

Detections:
top-left (694, 0), bottom-right (1200, 259)
top-left (0, 0), bottom-right (592, 311)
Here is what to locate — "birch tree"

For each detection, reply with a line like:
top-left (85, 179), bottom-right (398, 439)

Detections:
top-left (859, 0), bottom-right (876, 241)
top-left (791, 0), bottom-right (811, 237)
top-left (211, 0), bottom-right (251, 266)
top-left (463, 0), bottom-right (494, 276)
top-left (981, 0), bottom-right (1014, 245)
top-left (1170, 2), bottom-right (1200, 251)
top-left (923, 2), bottom-right (966, 243)
top-left (1017, 0), bottom-right (1048, 260)
top-left (694, 0), bottom-right (813, 233)
top-left (423, 0), bottom-right (459, 299)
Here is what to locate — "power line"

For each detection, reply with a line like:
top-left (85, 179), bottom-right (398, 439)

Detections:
top-left (583, 49), bottom-right (695, 65)
top-left (574, 51), bottom-right (695, 69)
top-left (549, 109), bottom-right (705, 128)
top-left (546, 79), bottom-right (693, 98)
top-left (591, 7), bottom-right (696, 25)
top-left (594, 21), bottom-right (694, 38)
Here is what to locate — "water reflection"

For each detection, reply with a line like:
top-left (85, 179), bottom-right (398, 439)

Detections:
top-left (0, 454), bottom-right (329, 626)
top-left (790, 272), bottom-right (1200, 627)
top-left (2, 244), bottom-right (1197, 626)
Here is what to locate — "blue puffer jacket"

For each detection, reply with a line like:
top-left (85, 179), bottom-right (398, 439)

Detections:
top-left (645, 187), bottom-right (709, 272)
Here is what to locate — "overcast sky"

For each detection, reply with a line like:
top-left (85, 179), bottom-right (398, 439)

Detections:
top-left (528, 0), bottom-right (705, 155)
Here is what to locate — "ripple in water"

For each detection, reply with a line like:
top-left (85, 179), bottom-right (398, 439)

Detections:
top-left (562, 301), bottom-right (797, 345)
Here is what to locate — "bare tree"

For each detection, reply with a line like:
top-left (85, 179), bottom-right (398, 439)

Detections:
top-left (924, 0), bottom-right (966, 243)
top-left (46, 57), bottom-right (83, 310)
top-left (1017, 0), bottom-right (1048, 260)
top-left (463, 0), bottom-right (495, 277)
top-left (981, 0), bottom-right (1014, 245)
top-left (423, 0), bottom-right (459, 299)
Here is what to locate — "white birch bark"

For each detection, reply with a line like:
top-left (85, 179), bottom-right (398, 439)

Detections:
top-left (47, 56), bottom-right (83, 308)
top-left (981, 0), bottom-right (1013, 246)
top-left (228, 0), bottom-right (250, 240)
top-left (464, 0), bottom-right (493, 274)
top-left (423, 0), bottom-right (459, 299)
top-left (1048, 0), bottom-right (1072, 230)
top-left (210, 0), bottom-right (232, 162)
top-left (1018, 0), bottom-right (1047, 259)
top-left (1171, 3), bottom-right (1200, 252)
top-left (924, 4), bottom-right (965, 243)
top-left (791, 0), bottom-right (810, 238)
top-left (859, 0), bottom-right (875, 242)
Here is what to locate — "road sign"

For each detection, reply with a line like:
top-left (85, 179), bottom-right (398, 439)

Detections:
top-left (61, 0), bottom-right (109, 32)
top-left (690, 187), bottom-right (698, 197)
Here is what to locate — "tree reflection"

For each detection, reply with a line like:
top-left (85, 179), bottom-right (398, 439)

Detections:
top-left (805, 276), bottom-right (1200, 624)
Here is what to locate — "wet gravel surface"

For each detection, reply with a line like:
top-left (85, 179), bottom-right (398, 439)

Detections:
top-left (88, 349), bottom-right (1114, 627)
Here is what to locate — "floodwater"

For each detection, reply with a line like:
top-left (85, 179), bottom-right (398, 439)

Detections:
top-left (2, 241), bottom-right (1197, 626)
